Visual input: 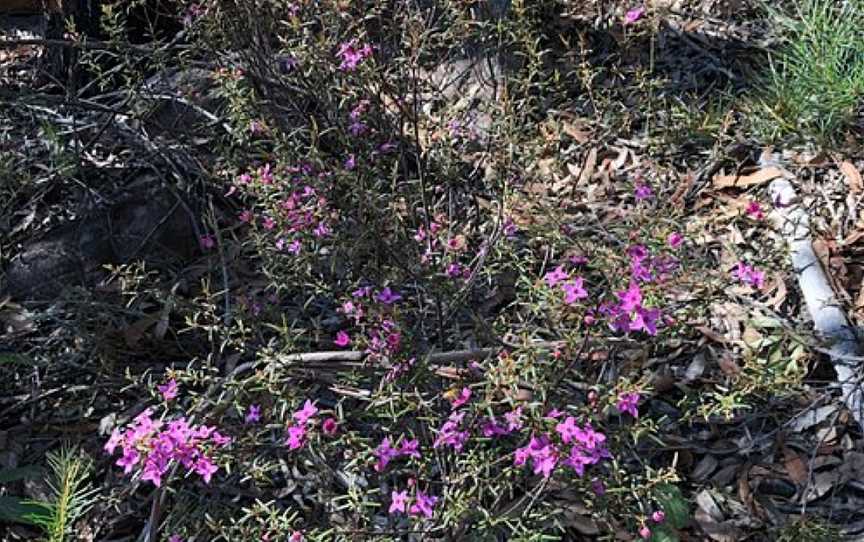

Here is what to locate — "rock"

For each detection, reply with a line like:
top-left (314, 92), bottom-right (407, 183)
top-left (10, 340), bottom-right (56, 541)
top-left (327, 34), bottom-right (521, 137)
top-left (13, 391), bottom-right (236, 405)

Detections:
top-left (2, 188), bottom-right (197, 301)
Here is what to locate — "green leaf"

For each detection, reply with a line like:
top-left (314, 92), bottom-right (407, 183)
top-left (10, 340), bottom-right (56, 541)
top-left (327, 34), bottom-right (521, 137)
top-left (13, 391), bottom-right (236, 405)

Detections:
top-left (655, 484), bottom-right (689, 529)
top-left (650, 524), bottom-right (680, 542)
top-left (0, 496), bottom-right (50, 526)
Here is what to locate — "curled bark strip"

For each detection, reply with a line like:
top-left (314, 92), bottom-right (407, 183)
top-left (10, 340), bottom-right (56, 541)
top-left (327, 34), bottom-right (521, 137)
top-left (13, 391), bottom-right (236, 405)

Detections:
top-left (766, 155), bottom-right (864, 429)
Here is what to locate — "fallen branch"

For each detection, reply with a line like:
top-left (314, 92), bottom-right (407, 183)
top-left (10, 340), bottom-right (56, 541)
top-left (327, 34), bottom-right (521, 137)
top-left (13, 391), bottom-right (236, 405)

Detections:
top-left (765, 153), bottom-right (864, 430)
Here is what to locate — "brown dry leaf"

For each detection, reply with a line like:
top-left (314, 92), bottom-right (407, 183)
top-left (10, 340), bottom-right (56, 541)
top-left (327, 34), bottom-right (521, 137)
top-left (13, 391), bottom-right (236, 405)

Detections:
top-left (782, 450), bottom-right (809, 485)
top-left (712, 166), bottom-right (785, 189)
top-left (717, 351), bottom-right (741, 377)
top-left (561, 119), bottom-right (593, 144)
top-left (840, 161), bottom-right (863, 194)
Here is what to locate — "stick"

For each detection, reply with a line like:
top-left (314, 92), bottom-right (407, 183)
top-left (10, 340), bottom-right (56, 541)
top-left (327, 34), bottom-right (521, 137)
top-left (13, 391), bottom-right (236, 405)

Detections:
top-left (765, 153), bottom-right (864, 429)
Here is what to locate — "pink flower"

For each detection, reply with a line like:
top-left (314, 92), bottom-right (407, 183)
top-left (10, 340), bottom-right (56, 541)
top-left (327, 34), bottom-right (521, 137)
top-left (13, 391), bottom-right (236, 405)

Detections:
top-left (732, 261), bottom-right (765, 289)
top-left (555, 416), bottom-right (581, 444)
top-left (389, 489), bottom-right (409, 515)
top-left (169, 535), bottom-right (183, 542)
top-left (617, 392), bottom-right (640, 418)
top-left (245, 404), bottom-right (261, 424)
top-left (116, 448), bottom-right (140, 474)
top-left (399, 438), bottom-right (421, 458)
top-left (322, 417), bottom-right (338, 435)
top-left (617, 281), bottom-right (643, 312)
top-left (504, 407), bottom-right (523, 432)
top-left (450, 387), bottom-right (472, 408)
top-left (289, 532), bottom-right (304, 542)
top-left (746, 200), bottom-right (764, 220)
top-left (157, 379), bottom-right (178, 401)
top-left (293, 400), bottom-right (318, 425)
top-left (625, 6), bottom-right (646, 25)
top-left (374, 437), bottom-right (400, 472)
top-left (199, 234), bottom-right (215, 250)
top-left (667, 232), bottom-right (683, 249)
top-left (344, 154), bottom-right (356, 170)
top-left (287, 239), bottom-right (302, 254)
top-left (652, 510), bottom-right (666, 523)
top-left (544, 265), bottom-right (569, 287)
top-left (409, 491), bottom-right (438, 519)
top-left (239, 210), bottom-right (254, 223)
top-left (262, 216), bottom-right (276, 230)
top-left (639, 525), bottom-right (651, 539)
top-left (629, 306), bottom-right (661, 336)
top-left (337, 40), bottom-right (373, 71)
top-left (561, 278), bottom-right (588, 304)
top-left (286, 425), bottom-right (306, 450)
top-left (334, 331), bottom-right (351, 348)
top-left (194, 456), bottom-right (218, 484)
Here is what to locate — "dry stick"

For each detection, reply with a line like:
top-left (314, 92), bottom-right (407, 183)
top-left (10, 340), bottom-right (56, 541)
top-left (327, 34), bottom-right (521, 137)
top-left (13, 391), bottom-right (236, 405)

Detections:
top-left (766, 155), bottom-right (864, 430)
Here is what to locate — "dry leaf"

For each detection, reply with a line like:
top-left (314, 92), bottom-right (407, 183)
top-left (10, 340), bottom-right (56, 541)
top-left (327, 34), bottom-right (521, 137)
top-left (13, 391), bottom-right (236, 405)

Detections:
top-left (840, 161), bottom-right (863, 194)
top-left (561, 119), bottom-right (592, 144)
top-left (782, 450), bottom-right (809, 484)
top-left (712, 167), bottom-right (785, 189)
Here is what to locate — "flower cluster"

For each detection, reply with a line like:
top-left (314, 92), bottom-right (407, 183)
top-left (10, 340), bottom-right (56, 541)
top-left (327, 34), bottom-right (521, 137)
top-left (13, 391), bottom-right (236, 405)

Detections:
top-left (544, 265), bottom-right (588, 305)
top-left (231, 162), bottom-right (334, 255)
top-left (733, 261), bottom-right (765, 289)
top-left (337, 40), bottom-right (373, 71)
top-left (335, 286), bottom-right (405, 363)
top-left (374, 435), bottom-right (421, 472)
top-left (389, 488), bottom-right (438, 518)
top-left (602, 280), bottom-right (662, 336)
top-left (104, 408), bottom-right (230, 487)
top-left (286, 400), bottom-right (321, 450)
top-left (513, 417), bottom-right (610, 479)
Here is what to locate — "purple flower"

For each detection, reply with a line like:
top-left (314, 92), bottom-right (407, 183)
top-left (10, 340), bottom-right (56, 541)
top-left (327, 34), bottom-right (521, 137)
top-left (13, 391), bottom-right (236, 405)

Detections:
top-left (286, 425), bottom-right (306, 450)
top-left (617, 281), bottom-right (642, 312)
top-left (199, 234), bottom-right (215, 250)
top-left (389, 489), bottom-right (409, 515)
top-left (450, 387), bottom-right (471, 408)
top-left (652, 510), bottom-right (666, 523)
top-left (157, 379), bottom-right (178, 401)
top-left (293, 400), bottom-right (318, 425)
top-left (746, 200), bottom-right (764, 220)
top-left (245, 404), bottom-right (261, 424)
top-left (376, 287), bottom-right (402, 305)
top-left (409, 491), bottom-right (438, 519)
top-left (617, 392), bottom-right (640, 418)
top-left (344, 154), bottom-right (356, 170)
top-left (561, 278), bottom-right (588, 304)
top-left (544, 265), bottom-right (569, 287)
top-left (624, 6), bottom-right (646, 25)
top-left (398, 438), bottom-right (421, 458)
top-left (634, 183), bottom-right (653, 200)
top-left (732, 261), bottom-right (765, 289)
top-left (334, 330), bottom-right (351, 348)
top-left (337, 40), bottom-right (373, 71)
top-left (374, 437), bottom-right (400, 472)
top-left (667, 232), bottom-right (683, 249)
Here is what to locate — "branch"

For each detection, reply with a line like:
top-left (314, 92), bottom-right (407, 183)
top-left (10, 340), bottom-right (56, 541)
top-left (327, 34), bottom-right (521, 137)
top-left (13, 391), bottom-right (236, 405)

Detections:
top-left (765, 153), bottom-right (864, 430)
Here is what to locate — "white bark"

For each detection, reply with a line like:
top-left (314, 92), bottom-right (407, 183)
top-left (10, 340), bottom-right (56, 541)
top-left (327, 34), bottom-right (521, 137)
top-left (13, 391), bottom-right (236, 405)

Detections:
top-left (765, 155), bottom-right (864, 429)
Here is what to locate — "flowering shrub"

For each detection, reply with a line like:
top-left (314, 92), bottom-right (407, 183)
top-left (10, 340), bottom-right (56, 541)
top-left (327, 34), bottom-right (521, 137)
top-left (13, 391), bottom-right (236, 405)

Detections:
top-left (0, 1), bottom-right (816, 541)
